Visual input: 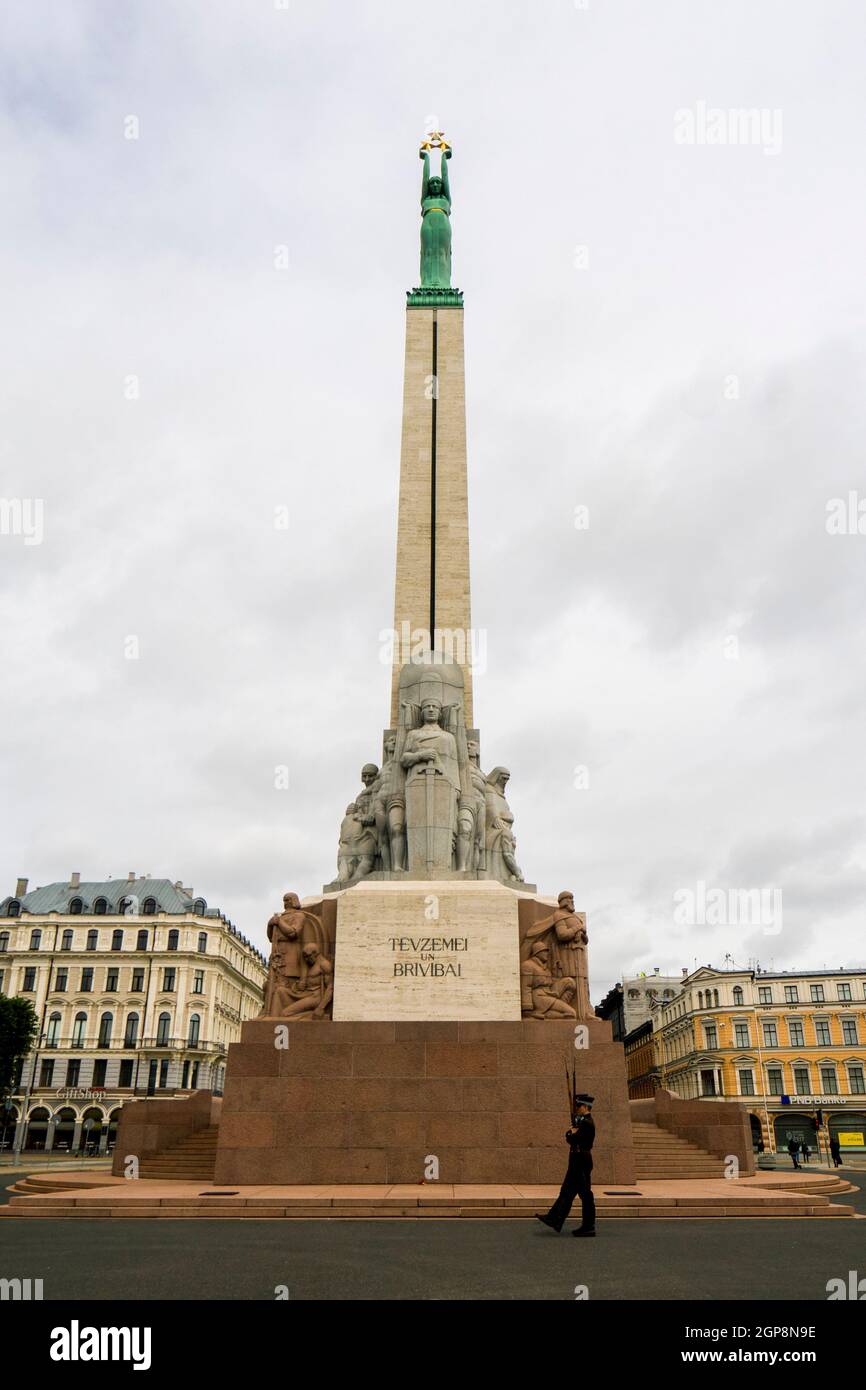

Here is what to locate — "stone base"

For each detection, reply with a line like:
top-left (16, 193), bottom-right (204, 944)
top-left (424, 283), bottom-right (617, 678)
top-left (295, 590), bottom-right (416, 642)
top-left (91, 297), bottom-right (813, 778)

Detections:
top-left (214, 1017), bottom-right (636, 1187)
top-left (322, 870), bottom-right (536, 894)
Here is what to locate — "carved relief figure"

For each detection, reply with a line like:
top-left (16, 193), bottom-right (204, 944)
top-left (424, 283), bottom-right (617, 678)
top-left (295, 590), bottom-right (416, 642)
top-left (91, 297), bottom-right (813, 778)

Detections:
top-left (373, 733), bottom-right (406, 871)
top-left (522, 890), bottom-right (592, 1019)
top-left (279, 944), bottom-right (334, 1020)
top-left (350, 763), bottom-right (380, 879)
top-left (337, 803), bottom-right (363, 883)
top-left (484, 767), bottom-right (524, 883)
top-left (401, 697), bottom-right (461, 871)
top-left (260, 893), bottom-right (328, 1017)
top-left (456, 737), bottom-right (487, 871)
top-left (520, 942), bottom-right (576, 1019)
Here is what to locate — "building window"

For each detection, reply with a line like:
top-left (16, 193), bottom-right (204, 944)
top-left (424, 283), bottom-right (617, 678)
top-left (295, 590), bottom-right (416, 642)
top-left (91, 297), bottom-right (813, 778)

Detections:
top-left (762, 1023), bottom-right (778, 1047)
top-left (815, 1020), bottom-right (831, 1046)
top-left (119, 1060), bottom-right (134, 1087)
top-left (143, 898), bottom-right (157, 916)
top-left (111, 929), bottom-right (123, 951)
top-left (0, 932), bottom-right (8, 953)
top-left (69, 898), bottom-right (83, 915)
top-left (733, 987), bottom-right (744, 1005)
top-left (29, 929), bottom-right (42, 951)
top-left (156, 1012), bottom-right (171, 1046)
top-left (46, 1012), bottom-right (61, 1048)
top-left (124, 1013), bottom-right (139, 1047)
top-left (72, 1013), bottom-right (87, 1048)
top-left (98, 1013), bottom-right (113, 1047)
top-left (188, 1014), bottom-right (200, 1046)
top-left (7, 901), bottom-right (20, 919)
top-left (158, 1059), bottom-right (169, 1088)
top-left (61, 929), bottom-right (73, 950)
top-left (190, 1061), bottom-right (200, 1089)
top-left (162, 968), bottom-right (176, 992)
top-left (55, 968), bottom-right (68, 992)
top-left (838, 983), bottom-right (852, 1002)
top-left (39, 1059), bottom-right (54, 1087)
top-left (810, 984), bottom-right (825, 1003)
top-left (793, 1066), bottom-right (810, 1095)
top-left (788, 1020), bottom-right (804, 1047)
top-left (848, 1066), bottom-right (865, 1095)
top-left (80, 968), bottom-right (93, 992)
top-left (0, 969), bottom-right (4, 992)
top-left (738, 1070), bottom-right (755, 1096)
top-left (704, 1025), bottom-right (717, 1048)
top-left (193, 969), bottom-right (204, 995)
top-left (193, 900), bottom-right (206, 917)
top-left (94, 897), bottom-right (108, 915)
top-left (842, 1019), bottom-right (858, 1045)
top-left (167, 929), bottom-right (179, 951)
top-left (734, 1023), bottom-right (750, 1047)
top-left (136, 929), bottom-right (148, 951)
top-left (181, 1060), bottom-right (190, 1088)
top-left (820, 1066), bottom-right (838, 1095)
top-left (92, 1059), bottom-right (107, 1086)
top-left (197, 932), bottom-right (207, 953)
top-left (784, 986), bottom-right (799, 1004)
top-left (106, 969), bottom-right (118, 992)
top-left (131, 969), bottom-right (144, 993)
top-left (758, 986), bottom-right (772, 1004)
top-left (65, 1060), bottom-right (81, 1086)
top-left (86, 930), bottom-right (98, 951)
top-left (767, 1066), bottom-right (784, 1096)
top-left (23, 967), bottom-right (36, 991)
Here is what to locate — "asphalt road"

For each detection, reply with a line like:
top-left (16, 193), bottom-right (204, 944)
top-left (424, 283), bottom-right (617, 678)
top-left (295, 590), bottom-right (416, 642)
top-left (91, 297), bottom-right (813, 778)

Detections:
top-left (1, 1170), bottom-right (864, 1301)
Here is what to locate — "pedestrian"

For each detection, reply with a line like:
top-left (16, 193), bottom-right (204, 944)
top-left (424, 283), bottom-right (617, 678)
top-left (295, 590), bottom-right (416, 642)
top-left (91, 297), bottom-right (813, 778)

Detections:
top-left (536, 1092), bottom-right (596, 1237)
top-left (801, 1141), bottom-right (809, 1164)
top-left (830, 1138), bottom-right (842, 1168)
top-left (787, 1138), bottom-right (800, 1169)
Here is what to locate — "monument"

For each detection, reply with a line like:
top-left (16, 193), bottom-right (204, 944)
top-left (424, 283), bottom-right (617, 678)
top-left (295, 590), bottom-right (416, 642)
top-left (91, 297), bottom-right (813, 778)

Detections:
top-left (214, 133), bottom-right (636, 1188)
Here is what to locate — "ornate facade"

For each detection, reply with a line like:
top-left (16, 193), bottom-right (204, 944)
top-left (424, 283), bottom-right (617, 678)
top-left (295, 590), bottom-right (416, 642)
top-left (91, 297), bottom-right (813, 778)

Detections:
top-left (0, 874), bottom-right (266, 1154)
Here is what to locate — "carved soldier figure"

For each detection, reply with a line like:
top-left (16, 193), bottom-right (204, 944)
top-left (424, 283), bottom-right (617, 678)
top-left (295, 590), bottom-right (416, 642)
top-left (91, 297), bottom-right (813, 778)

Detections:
top-left (401, 698), bottom-right (461, 869)
top-left (484, 767), bottom-right (524, 882)
top-left (337, 803), bottom-right (363, 883)
top-left (520, 942), bottom-right (576, 1019)
top-left (260, 893), bottom-right (309, 1016)
top-left (522, 891), bottom-right (591, 1019)
top-left (351, 763), bottom-right (381, 878)
top-left (279, 944), bottom-right (334, 1020)
top-left (456, 737), bottom-right (487, 870)
top-left (373, 734), bottom-right (406, 871)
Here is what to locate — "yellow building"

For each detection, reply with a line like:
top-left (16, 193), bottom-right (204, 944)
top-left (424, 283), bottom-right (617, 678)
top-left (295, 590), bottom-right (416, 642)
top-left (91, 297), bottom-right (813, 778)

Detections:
top-left (653, 965), bottom-right (866, 1155)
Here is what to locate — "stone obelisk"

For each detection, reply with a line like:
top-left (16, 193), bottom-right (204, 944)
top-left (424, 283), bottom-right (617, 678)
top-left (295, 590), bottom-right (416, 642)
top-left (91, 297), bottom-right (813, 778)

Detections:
top-left (209, 132), bottom-right (638, 1192)
top-left (390, 134), bottom-right (473, 728)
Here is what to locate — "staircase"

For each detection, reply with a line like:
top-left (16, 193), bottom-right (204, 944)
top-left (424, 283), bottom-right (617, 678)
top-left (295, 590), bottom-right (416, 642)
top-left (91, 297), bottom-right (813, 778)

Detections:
top-left (135, 1125), bottom-right (218, 1182)
top-left (632, 1121), bottom-right (731, 1180)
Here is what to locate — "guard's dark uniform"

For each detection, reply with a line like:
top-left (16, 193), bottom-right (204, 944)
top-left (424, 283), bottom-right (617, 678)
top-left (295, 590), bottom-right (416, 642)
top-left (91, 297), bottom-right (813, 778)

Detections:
top-left (543, 1110), bottom-right (596, 1234)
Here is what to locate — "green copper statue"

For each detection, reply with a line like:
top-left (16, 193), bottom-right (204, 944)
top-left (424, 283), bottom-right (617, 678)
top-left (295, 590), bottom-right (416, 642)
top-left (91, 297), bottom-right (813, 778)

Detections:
top-left (419, 134), bottom-right (452, 288)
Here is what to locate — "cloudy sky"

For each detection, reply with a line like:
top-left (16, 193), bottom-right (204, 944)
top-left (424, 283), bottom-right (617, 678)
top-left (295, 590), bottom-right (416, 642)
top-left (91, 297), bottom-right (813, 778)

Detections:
top-left (2, 0), bottom-right (864, 999)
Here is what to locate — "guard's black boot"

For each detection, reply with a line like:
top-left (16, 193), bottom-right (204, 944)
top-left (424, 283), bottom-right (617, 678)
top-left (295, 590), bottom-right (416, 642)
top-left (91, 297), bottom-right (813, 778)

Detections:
top-left (572, 1226), bottom-right (596, 1237)
top-left (535, 1213), bottom-right (560, 1232)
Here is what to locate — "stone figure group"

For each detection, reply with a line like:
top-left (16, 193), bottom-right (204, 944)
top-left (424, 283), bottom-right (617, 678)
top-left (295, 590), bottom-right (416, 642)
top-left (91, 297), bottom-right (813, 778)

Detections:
top-left (520, 891), bottom-right (592, 1021)
top-left (259, 892), bottom-right (333, 1021)
top-left (335, 705), bottom-right (525, 886)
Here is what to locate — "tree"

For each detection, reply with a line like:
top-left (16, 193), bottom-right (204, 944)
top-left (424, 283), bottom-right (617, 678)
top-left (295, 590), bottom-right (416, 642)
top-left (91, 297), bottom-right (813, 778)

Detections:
top-left (0, 995), bottom-right (39, 1098)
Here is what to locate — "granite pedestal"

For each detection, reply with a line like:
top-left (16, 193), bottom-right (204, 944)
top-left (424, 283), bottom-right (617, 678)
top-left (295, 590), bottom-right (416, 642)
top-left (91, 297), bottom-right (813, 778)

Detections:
top-left (214, 1017), bottom-right (636, 1187)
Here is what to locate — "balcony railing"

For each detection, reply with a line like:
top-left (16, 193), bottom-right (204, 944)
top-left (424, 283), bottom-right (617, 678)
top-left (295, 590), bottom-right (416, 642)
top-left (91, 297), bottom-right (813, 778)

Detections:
top-left (37, 1035), bottom-right (224, 1053)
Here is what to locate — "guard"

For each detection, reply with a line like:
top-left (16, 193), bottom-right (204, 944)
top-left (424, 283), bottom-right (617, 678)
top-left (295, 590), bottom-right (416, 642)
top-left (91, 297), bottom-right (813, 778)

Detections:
top-left (535, 1092), bottom-right (596, 1237)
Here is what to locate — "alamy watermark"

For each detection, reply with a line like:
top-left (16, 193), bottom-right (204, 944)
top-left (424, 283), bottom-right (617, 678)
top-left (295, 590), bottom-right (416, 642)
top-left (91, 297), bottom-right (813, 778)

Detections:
top-left (675, 102), bottom-right (783, 157)
top-left (673, 881), bottom-right (783, 936)
top-left (0, 498), bottom-right (43, 546)
top-left (379, 622), bottom-right (487, 675)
